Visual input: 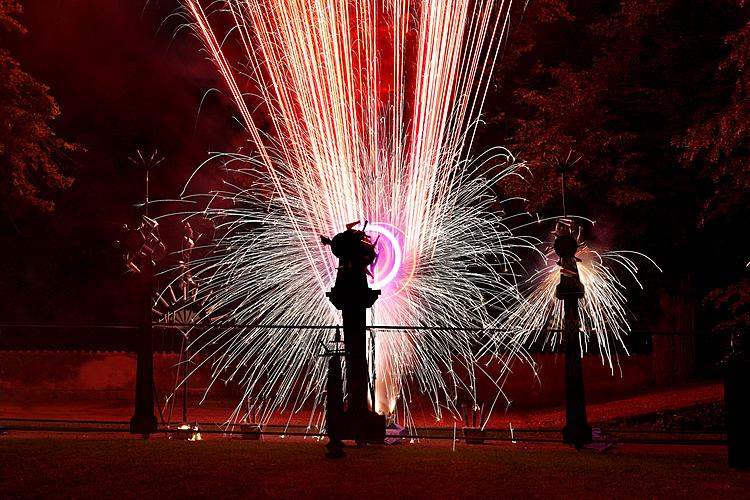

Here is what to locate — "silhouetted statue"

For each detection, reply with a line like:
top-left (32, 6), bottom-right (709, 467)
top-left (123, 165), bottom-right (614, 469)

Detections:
top-left (322, 221), bottom-right (385, 451)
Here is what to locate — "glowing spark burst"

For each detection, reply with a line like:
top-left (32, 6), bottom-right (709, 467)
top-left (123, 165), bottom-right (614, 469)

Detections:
top-left (173, 0), bottom-right (531, 427)
top-left (366, 223), bottom-right (403, 290)
top-left (491, 243), bottom-right (661, 373)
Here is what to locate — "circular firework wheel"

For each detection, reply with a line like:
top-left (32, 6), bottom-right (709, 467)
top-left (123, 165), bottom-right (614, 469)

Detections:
top-left (152, 281), bottom-right (220, 426)
top-left (152, 283), bottom-right (201, 352)
top-left (153, 283), bottom-right (200, 322)
top-left (152, 282), bottom-right (226, 349)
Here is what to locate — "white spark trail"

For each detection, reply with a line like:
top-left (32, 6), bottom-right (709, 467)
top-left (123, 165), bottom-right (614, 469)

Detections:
top-left (174, 0), bottom-right (532, 428)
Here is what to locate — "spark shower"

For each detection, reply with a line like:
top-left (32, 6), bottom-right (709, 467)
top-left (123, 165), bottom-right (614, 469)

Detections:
top-left (175, 0), bottom-right (533, 427)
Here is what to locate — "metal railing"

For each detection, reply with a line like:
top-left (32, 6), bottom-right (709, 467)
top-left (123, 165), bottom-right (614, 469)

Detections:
top-left (0, 320), bottom-right (717, 353)
top-left (0, 417), bottom-right (728, 446)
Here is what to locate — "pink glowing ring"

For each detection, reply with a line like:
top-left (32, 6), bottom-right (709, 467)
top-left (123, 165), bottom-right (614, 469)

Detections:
top-left (367, 223), bottom-right (402, 290)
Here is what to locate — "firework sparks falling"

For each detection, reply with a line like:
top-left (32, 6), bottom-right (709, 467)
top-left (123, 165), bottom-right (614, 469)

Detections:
top-left (172, 0), bottom-right (531, 427)
top-left (489, 241), bottom-right (661, 373)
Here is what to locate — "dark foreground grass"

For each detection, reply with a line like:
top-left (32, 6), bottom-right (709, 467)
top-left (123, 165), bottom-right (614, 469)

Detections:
top-left (1, 438), bottom-right (748, 499)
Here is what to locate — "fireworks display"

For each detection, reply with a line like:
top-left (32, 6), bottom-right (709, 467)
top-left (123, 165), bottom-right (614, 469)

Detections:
top-left (168, 0), bottom-right (535, 427)
top-left (490, 237), bottom-right (662, 373)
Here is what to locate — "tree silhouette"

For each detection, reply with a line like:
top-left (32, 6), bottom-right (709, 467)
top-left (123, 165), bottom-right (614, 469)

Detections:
top-left (481, 0), bottom-right (750, 342)
top-left (679, 2), bottom-right (750, 224)
top-left (483, 2), bottom-right (747, 257)
top-left (677, 1), bottom-right (750, 333)
top-left (0, 1), bottom-right (76, 216)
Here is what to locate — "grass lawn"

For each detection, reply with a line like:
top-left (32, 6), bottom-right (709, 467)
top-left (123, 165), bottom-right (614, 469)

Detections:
top-left (1, 438), bottom-right (748, 499)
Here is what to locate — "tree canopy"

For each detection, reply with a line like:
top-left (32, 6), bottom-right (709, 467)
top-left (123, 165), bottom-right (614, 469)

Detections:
top-left (0, 1), bottom-right (75, 215)
top-left (480, 1), bottom-right (744, 236)
top-left (482, 0), bottom-right (750, 330)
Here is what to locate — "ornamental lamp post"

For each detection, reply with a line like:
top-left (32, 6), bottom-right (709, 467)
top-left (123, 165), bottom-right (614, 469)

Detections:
top-left (553, 219), bottom-right (592, 447)
top-left (123, 149), bottom-right (165, 438)
top-left (119, 215), bottom-right (166, 438)
top-left (321, 221), bottom-right (386, 452)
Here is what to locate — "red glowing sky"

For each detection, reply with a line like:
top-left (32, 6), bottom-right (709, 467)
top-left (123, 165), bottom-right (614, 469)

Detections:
top-left (2, 1), bottom-right (244, 321)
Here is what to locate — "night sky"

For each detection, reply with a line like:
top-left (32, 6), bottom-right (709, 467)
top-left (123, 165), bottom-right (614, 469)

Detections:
top-left (1, 0), bottom-right (747, 332)
top-left (2, 1), bottom-right (245, 321)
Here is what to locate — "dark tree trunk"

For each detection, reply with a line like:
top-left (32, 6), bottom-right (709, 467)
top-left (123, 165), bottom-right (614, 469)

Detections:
top-left (653, 274), bottom-right (696, 384)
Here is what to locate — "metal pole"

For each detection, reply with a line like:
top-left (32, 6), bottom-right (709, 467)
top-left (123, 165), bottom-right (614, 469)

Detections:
top-left (561, 296), bottom-right (592, 447)
top-left (553, 225), bottom-right (591, 448)
top-left (369, 328), bottom-right (377, 412)
top-left (325, 329), bottom-right (345, 458)
top-left (130, 259), bottom-right (157, 438)
top-left (182, 333), bottom-right (189, 423)
top-left (561, 170), bottom-right (566, 217)
top-left (342, 307), bottom-right (369, 422)
top-left (145, 169), bottom-right (149, 217)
